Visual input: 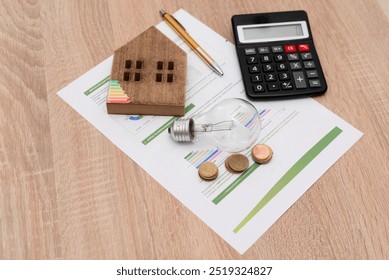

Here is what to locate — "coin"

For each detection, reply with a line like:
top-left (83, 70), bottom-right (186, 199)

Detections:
top-left (198, 162), bottom-right (218, 180)
top-left (251, 144), bottom-right (273, 164)
top-left (224, 158), bottom-right (236, 173)
top-left (225, 154), bottom-right (249, 173)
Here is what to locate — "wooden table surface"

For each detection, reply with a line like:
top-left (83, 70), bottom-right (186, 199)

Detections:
top-left (0, 0), bottom-right (388, 259)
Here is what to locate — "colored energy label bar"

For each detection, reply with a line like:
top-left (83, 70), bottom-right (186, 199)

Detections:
top-left (107, 80), bottom-right (131, 104)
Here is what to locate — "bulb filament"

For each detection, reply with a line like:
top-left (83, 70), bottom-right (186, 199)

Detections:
top-left (193, 120), bottom-right (234, 133)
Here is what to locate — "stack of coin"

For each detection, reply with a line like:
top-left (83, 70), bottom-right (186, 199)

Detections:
top-left (251, 144), bottom-right (273, 164)
top-left (225, 154), bottom-right (249, 173)
top-left (198, 162), bottom-right (218, 181)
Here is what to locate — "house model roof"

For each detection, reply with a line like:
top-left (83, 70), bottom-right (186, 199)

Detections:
top-left (107, 26), bottom-right (187, 116)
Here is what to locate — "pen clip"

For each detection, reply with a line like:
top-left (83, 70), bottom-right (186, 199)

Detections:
top-left (171, 15), bottom-right (186, 31)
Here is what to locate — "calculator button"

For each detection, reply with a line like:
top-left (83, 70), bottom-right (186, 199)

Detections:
top-left (284, 44), bottom-right (296, 53)
top-left (301, 53), bottom-right (313, 60)
top-left (287, 53), bottom-right (299, 61)
top-left (253, 84), bottom-right (265, 92)
top-left (265, 73), bottom-right (277, 82)
top-left (262, 64), bottom-right (274, 72)
top-left (251, 74), bottom-right (263, 83)
top-left (293, 72), bottom-right (307, 89)
top-left (290, 62), bottom-right (302, 70)
top-left (267, 83), bottom-right (279, 91)
top-left (279, 72), bottom-right (291, 80)
top-left (276, 63), bottom-right (288, 71)
top-left (260, 55), bottom-right (272, 63)
top-left (247, 56), bottom-right (258, 64)
top-left (274, 54), bottom-right (286, 62)
top-left (245, 48), bottom-right (256, 55)
top-left (249, 65), bottom-right (260, 73)
top-left (258, 47), bottom-right (270, 54)
top-left (309, 79), bottom-right (321, 88)
top-left (306, 70), bottom-right (318, 78)
top-left (281, 81), bottom-right (293, 90)
top-left (303, 61), bottom-right (316, 69)
top-left (298, 44), bottom-right (310, 52)
top-left (271, 46), bottom-right (283, 53)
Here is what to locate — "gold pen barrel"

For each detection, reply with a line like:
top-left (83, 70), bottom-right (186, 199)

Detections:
top-left (162, 13), bottom-right (200, 49)
top-left (160, 10), bottom-right (223, 76)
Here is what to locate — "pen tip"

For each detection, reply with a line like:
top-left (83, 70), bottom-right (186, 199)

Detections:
top-left (211, 62), bottom-right (224, 76)
top-left (159, 10), bottom-right (165, 16)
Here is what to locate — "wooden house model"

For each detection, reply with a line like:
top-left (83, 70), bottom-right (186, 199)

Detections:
top-left (107, 26), bottom-right (187, 116)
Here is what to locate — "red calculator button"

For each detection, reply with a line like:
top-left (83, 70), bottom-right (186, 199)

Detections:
top-left (284, 44), bottom-right (296, 53)
top-left (298, 44), bottom-right (310, 52)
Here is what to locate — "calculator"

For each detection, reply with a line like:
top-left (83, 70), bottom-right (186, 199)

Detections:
top-left (232, 11), bottom-right (327, 99)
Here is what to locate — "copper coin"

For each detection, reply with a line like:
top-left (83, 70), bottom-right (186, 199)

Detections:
top-left (224, 158), bottom-right (236, 173)
top-left (226, 162), bottom-right (240, 173)
top-left (225, 157), bottom-right (239, 173)
top-left (225, 154), bottom-right (249, 173)
top-left (198, 162), bottom-right (218, 180)
top-left (252, 144), bottom-right (273, 164)
top-left (201, 172), bottom-right (218, 181)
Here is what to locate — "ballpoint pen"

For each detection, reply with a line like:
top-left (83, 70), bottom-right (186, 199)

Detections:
top-left (160, 10), bottom-right (224, 76)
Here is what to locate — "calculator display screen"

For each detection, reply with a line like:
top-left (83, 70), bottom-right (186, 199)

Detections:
top-left (242, 24), bottom-right (303, 40)
top-left (237, 21), bottom-right (309, 43)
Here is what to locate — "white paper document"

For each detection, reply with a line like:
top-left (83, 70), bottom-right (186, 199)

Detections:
top-left (57, 10), bottom-right (362, 254)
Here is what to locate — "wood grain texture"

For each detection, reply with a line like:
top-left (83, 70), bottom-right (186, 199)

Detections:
top-left (108, 26), bottom-right (187, 116)
top-left (0, 0), bottom-right (388, 259)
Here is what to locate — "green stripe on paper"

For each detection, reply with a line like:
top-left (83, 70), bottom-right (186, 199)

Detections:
top-left (142, 103), bottom-right (195, 145)
top-left (84, 75), bottom-right (110, 96)
top-left (184, 152), bottom-right (193, 160)
top-left (187, 151), bottom-right (198, 161)
top-left (233, 126), bottom-right (342, 233)
top-left (213, 163), bottom-right (261, 204)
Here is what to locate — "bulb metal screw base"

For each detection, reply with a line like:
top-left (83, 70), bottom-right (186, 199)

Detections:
top-left (168, 118), bottom-right (194, 142)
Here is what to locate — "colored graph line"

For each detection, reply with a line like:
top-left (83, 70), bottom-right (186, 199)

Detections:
top-left (234, 112), bottom-right (258, 128)
top-left (233, 126), bottom-right (342, 233)
top-left (185, 149), bottom-right (222, 168)
top-left (233, 109), bottom-right (270, 130)
top-left (244, 114), bottom-right (256, 128)
top-left (258, 108), bottom-right (271, 118)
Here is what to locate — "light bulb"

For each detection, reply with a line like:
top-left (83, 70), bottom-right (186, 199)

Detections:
top-left (168, 98), bottom-right (261, 152)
